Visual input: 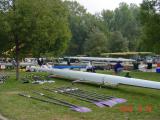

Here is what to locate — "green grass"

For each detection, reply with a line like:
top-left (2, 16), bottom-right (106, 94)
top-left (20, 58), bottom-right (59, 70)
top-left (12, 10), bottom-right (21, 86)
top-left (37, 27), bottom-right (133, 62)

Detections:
top-left (0, 70), bottom-right (160, 120)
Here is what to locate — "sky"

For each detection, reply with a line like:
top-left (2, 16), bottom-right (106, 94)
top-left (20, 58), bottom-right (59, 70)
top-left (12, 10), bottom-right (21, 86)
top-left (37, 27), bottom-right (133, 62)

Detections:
top-left (68, 0), bottom-right (143, 14)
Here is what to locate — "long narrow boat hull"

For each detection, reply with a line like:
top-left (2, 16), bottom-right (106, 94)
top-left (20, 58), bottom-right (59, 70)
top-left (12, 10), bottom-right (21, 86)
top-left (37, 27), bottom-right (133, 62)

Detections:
top-left (35, 68), bottom-right (160, 90)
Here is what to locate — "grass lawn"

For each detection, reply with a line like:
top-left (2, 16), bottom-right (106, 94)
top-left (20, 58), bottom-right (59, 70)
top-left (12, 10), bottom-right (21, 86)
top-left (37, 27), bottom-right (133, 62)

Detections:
top-left (0, 70), bottom-right (160, 120)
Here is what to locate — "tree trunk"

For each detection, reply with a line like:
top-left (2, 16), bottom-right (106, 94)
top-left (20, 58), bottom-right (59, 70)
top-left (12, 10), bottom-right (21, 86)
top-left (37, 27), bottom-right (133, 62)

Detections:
top-left (15, 36), bottom-right (19, 80)
top-left (13, 0), bottom-right (19, 80)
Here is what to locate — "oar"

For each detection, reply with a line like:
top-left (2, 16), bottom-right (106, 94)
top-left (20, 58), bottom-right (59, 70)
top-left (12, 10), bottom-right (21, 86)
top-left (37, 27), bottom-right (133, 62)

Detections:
top-left (66, 87), bottom-right (126, 104)
top-left (71, 87), bottom-right (127, 103)
top-left (51, 87), bottom-right (126, 104)
top-left (55, 88), bottom-right (114, 107)
top-left (18, 93), bottom-right (91, 112)
top-left (61, 88), bottom-right (116, 107)
top-left (32, 91), bottom-right (91, 112)
top-left (44, 88), bottom-right (105, 107)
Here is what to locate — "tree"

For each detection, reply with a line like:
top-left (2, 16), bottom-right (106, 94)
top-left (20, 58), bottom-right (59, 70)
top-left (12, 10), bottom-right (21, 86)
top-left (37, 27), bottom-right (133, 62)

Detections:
top-left (64, 1), bottom-right (88, 55)
top-left (140, 0), bottom-right (160, 53)
top-left (101, 3), bottom-right (141, 51)
top-left (101, 10), bottom-right (114, 32)
top-left (84, 29), bottom-right (108, 56)
top-left (0, 12), bottom-right (11, 56)
top-left (64, 1), bottom-right (107, 55)
top-left (108, 31), bottom-right (128, 52)
top-left (0, 0), bottom-right (71, 80)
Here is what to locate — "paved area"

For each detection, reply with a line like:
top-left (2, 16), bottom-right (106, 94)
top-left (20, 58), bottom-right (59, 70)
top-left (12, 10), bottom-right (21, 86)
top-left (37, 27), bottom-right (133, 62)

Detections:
top-left (0, 114), bottom-right (8, 120)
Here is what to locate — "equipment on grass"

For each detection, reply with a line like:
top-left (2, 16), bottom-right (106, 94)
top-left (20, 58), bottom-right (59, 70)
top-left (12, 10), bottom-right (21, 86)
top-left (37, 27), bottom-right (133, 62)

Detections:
top-left (32, 80), bottom-right (55, 84)
top-left (59, 88), bottom-right (117, 107)
top-left (0, 73), bottom-right (9, 84)
top-left (44, 87), bottom-right (126, 107)
top-left (44, 88), bottom-right (105, 107)
top-left (32, 75), bottom-right (55, 84)
top-left (63, 87), bottom-right (127, 104)
top-left (18, 93), bottom-right (91, 112)
top-left (33, 91), bottom-right (91, 112)
top-left (21, 78), bottom-right (30, 84)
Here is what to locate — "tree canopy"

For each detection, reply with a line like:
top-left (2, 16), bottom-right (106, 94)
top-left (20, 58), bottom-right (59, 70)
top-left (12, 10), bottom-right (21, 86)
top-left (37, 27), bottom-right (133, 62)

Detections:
top-left (0, 0), bottom-right (71, 79)
top-left (101, 3), bottom-right (141, 51)
top-left (140, 0), bottom-right (160, 54)
top-left (84, 29), bottom-right (108, 56)
top-left (0, 0), bottom-right (159, 59)
top-left (64, 1), bottom-right (142, 56)
top-left (0, 0), bottom-right (71, 57)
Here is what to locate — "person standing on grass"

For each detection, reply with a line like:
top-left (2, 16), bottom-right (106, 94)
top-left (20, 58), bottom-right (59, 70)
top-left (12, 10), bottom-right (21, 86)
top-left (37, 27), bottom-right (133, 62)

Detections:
top-left (114, 61), bottom-right (123, 75)
top-left (11, 58), bottom-right (17, 67)
top-left (146, 59), bottom-right (153, 69)
top-left (37, 58), bottom-right (44, 66)
top-left (37, 58), bottom-right (41, 66)
top-left (67, 59), bottom-right (71, 66)
top-left (86, 61), bottom-right (95, 72)
top-left (133, 61), bottom-right (140, 70)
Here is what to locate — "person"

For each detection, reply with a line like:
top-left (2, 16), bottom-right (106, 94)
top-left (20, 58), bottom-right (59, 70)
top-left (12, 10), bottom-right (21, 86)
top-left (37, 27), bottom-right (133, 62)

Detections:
top-left (26, 66), bottom-right (31, 72)
top-left (37, 58), bottom-right (44, 66)
top-left (114, 61), bottom-right (123, 74)
top-left (86, 61), bottom-right (96, 72)
top-left (133, 61), bottom-right (140, 70)
top-left (67, 59), bottom-right (71, 66)
top-left (11, 59), bottom-right (17, 67)
top-left (147, 59), bottom-right (152, 69)
top-left (37, 58), bottom-right (42, 66)
top-left (41, 58), bottom-right (44, 65)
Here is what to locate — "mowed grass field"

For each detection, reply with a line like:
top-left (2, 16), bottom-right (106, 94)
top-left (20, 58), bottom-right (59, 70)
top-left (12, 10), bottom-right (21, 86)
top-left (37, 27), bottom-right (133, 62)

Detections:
top-left (0, 70), bottom-right (160, 120)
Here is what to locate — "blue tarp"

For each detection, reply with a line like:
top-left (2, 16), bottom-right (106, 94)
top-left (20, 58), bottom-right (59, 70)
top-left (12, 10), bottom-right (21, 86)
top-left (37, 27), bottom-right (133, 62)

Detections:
top-left (53, 65), bottom-right (86, 69)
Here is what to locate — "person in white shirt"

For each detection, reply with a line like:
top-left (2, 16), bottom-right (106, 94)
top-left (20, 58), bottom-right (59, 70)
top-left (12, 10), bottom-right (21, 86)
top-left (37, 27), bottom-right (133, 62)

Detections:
top-left (86, 61), bottom-right (95, 72)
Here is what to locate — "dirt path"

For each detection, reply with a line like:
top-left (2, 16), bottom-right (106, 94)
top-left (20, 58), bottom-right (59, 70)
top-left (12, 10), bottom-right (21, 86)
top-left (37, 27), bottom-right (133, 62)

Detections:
top-left (0, 114), bottom-right (8, 120)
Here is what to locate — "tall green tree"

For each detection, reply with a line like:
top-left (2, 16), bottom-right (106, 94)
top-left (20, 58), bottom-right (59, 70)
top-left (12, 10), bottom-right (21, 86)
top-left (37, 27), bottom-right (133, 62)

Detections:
top-left (0, 0), bottom-right (71, 79)
top-left (101, 10), bottom-right (114, 32)
top-left (84, 29), bottom-right (108, 56)
top-left (140, 0), bottom-right (160, 53)
top-left (64, 1), bottom-right (88, 55)
top-left (65, 1), bottom-right (107, 55)
top-left (108, 31), bottom-right (128, 52)
top-left (0, 12), bottom-right (10, 56)
top-left (101, 3), bottom-right (141, 51)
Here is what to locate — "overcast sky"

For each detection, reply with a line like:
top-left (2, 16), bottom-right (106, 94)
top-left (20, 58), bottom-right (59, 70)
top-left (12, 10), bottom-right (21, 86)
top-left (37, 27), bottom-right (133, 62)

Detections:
top-left (68, 0), bottom-right (143, 14)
